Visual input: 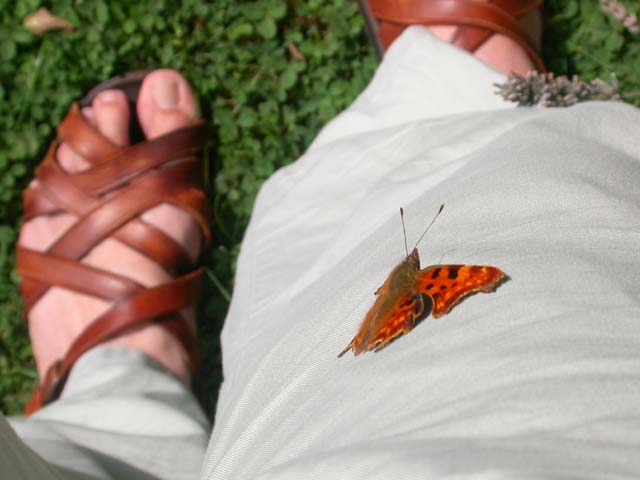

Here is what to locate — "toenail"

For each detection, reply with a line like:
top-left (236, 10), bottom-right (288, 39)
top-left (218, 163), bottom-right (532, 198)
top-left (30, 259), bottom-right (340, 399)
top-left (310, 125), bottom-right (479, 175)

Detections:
top-left (152, 80), bottom-right (179, 110)
top-left (97, 90), bottom-right (120, 104)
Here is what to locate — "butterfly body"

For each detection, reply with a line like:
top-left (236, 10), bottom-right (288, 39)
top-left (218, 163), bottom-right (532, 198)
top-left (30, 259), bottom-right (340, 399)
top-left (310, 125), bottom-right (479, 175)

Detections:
top-left (338, 247), bottom-right (505, 357)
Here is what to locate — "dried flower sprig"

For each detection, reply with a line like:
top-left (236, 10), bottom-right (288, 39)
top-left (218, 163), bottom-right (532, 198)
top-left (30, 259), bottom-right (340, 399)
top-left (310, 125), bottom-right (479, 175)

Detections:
top-left (600, 0), bottom-right (640, 35)
top-left (494, 71), bottom-right (621, 107)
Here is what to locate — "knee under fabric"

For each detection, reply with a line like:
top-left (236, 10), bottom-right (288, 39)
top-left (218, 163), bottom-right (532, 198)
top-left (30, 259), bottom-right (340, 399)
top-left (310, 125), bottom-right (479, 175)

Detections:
top-left (202, 28), bottom-right (640, 480)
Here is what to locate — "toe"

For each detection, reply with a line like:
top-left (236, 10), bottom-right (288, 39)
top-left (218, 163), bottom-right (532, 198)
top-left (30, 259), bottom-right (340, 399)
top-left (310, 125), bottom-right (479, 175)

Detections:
top-left (22, 90), bottom-right (132, 252)
top-left (136, 70), bottom-right (203, 262)
top-left (57, 90), bottom-right (131, 173)
top-left (93, 89), bottom-right (131, 147)
top-left (56, 107), bottom-right (98, 173)
top-left (136, 69), bottom-right (199, 139)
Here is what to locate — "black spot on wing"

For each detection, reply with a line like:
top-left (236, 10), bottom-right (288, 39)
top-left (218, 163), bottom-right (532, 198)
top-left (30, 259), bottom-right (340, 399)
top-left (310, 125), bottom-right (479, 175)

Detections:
top-left (431, 268), bottom-right (441, 279)
top-left (448, 268), bottom-right (458, 279)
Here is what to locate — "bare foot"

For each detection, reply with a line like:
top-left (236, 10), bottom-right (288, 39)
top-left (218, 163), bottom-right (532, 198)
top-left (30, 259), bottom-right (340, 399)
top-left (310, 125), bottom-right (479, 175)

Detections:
top-left (19, 70), bottom-right (202, 385)
top-left (428, 7), bottom-right (543, 75)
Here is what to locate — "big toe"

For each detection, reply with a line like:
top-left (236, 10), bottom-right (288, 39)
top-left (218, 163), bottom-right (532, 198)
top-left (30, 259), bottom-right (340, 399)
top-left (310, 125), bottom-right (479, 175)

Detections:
top-left (137, 69), bottom-right (203, 262)
top-left (136, 69), bottom-right (199, 139)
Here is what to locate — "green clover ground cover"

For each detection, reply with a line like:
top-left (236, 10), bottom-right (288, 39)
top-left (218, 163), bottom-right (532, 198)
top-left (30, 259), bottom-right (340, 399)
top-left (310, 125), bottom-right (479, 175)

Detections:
top-left (1, 0), bottom-right (639, 416)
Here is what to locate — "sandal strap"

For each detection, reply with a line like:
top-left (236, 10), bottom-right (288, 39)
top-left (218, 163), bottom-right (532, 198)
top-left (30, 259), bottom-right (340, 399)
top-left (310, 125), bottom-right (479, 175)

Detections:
top-left (56, 103), bottom-right (122, 163)
top-left (23, 145), bottom-right (198, 276)
top-left (17, 247), bottom-right (141, 300)
top-left (19, 91), bottom-right (210, 414)
top-left (23, 269), bottom-right (202, 415)
top-left (365, 0), bottom-right (546, 72)
top-left (21, 106), bottom-right (210, 315)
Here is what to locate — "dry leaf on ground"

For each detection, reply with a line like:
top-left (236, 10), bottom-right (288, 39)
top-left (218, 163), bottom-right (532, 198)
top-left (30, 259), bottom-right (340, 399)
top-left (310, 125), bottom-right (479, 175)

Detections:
top-left (23, 7), bottom-right (74, 36)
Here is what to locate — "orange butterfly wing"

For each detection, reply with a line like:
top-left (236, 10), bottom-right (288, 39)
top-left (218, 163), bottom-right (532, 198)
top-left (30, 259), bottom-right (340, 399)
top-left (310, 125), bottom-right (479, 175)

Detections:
top-left (338, 258), bottom-right (507, 357)
top-left (414, 265), bottom-right (506, 318)
top-left (367, 293), bottom-right (424, 352)
top-left (338, 292), bottom-right (424, 357)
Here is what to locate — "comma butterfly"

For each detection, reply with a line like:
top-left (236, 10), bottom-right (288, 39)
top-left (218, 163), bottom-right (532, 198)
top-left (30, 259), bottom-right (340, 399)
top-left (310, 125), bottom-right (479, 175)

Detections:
top-left (338, 205), bottom-right (506, 357)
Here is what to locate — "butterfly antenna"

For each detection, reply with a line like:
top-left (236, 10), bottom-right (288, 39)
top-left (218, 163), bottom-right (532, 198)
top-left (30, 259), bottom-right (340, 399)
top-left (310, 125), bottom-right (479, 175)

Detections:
top-left (400, 207), bottom-right (409, 257)
top-left (412, 204), bottom-right (444, 250)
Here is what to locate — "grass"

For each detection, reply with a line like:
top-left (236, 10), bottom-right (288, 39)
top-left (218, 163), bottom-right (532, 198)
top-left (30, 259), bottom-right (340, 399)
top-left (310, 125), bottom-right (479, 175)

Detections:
top-left (1, 0), bottom-right (639, 417)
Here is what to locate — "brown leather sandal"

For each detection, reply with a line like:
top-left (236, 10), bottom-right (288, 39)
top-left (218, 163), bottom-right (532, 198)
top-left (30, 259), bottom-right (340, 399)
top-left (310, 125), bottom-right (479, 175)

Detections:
top-left (358, 0), bottom-right (546, 72)
top-left (18, 71), bottom-right (211, 414)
